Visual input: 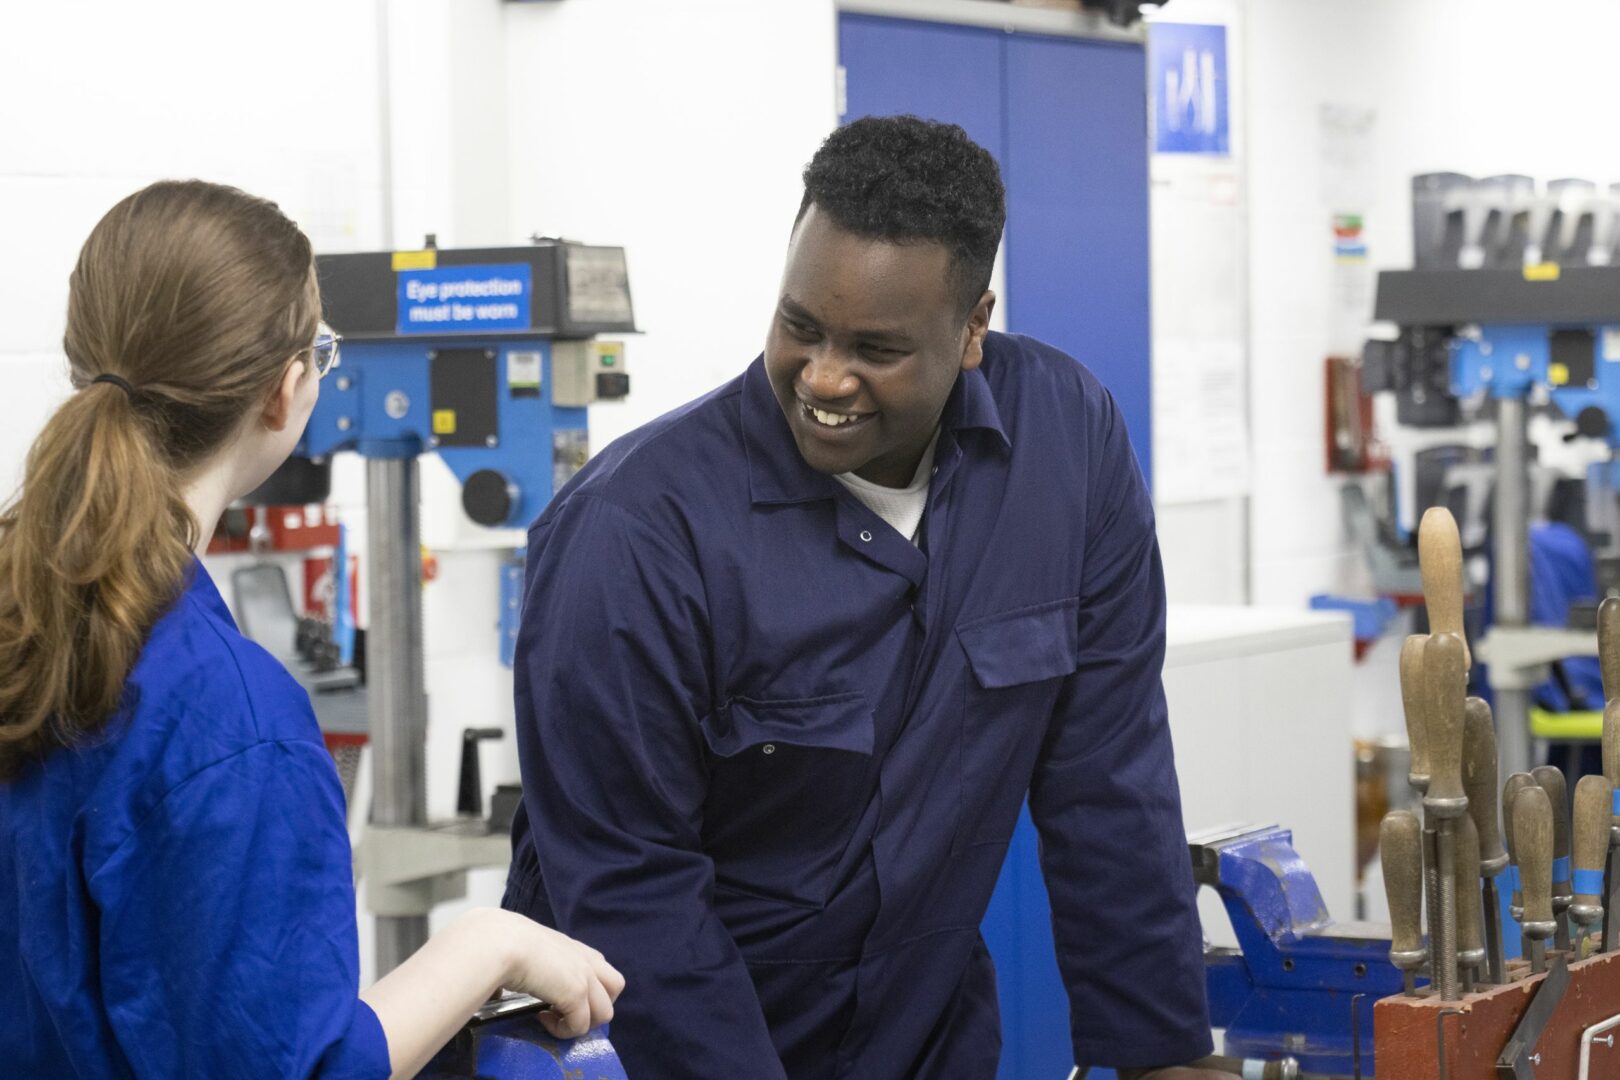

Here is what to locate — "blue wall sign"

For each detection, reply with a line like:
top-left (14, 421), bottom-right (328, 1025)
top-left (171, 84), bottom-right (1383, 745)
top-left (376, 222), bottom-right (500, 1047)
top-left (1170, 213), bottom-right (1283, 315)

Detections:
top-left (1150, 22), bottom-right (1230, 156)
top-left (396, 263), bottom-right (532, 335)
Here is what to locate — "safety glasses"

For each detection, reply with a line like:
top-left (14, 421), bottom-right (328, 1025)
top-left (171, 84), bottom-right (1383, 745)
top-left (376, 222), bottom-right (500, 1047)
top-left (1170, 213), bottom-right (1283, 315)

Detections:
top-left (302, 321), bottom-right (342, 379)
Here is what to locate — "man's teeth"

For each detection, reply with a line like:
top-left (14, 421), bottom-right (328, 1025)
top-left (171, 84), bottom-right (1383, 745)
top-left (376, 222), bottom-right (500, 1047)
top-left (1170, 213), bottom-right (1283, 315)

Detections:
top-left (810, 406), bottom-right (860, 427)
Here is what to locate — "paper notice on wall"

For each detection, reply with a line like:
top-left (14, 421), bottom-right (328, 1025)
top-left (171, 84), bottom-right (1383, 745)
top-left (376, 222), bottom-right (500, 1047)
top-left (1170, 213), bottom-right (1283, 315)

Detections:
top-left (1319, 103), bottom-right (1377, 210)
top-left (1153, 338), bottom-right (1250, 503)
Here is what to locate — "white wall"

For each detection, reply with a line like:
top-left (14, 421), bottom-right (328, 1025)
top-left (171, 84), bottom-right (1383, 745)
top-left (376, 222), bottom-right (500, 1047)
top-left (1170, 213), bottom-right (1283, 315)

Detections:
top-left (1, 1), bottom-right (388, 491)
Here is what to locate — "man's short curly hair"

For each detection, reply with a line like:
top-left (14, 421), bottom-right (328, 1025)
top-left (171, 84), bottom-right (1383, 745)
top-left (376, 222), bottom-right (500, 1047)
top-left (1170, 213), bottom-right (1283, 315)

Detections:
top-left (797, 115), bottom-right (1006, 315)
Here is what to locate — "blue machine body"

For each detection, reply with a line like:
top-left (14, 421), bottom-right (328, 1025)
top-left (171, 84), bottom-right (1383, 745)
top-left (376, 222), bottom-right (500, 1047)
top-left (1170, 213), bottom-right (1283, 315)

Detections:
top-left (306, 247), bottom-right (629, 1071)
top-left (301, 337), bottom-right (586, 528)
top-left (304, 239), bottom-right (632, 526)
top-left (1451, 322), bottom-right (1620, 425)
top-left (1200, 825), bottom-right (1401, 1075)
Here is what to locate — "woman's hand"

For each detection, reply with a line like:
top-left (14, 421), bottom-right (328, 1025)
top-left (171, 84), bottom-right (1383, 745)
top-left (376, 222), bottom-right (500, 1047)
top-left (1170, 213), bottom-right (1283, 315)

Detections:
top-left (492, 912), bottom-right (626, 1039)
top-left (362, 906), bottom-right (626, 1079)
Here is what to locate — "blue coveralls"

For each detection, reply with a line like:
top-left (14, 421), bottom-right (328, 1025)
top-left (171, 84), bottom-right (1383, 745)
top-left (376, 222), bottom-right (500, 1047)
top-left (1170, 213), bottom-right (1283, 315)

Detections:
top-left (0, 563), bottom-right (389, 1079)
top-left (503, 332), bottom-right (1212, 1077)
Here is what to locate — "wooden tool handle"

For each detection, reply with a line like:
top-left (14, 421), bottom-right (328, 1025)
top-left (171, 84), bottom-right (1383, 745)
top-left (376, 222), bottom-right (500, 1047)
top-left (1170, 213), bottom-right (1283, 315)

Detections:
top-left (1419, 507), bottom-right (1471, 668)
top-left (1516, 785), bottom-right (1555, 932)
top-left (1532, 765), bottom-right (1572, 867)
top-left (1502, 772), bottom-right (1536, 866)
top-left (1462, 696), bottom-right (1506, 870)
top-left (1573, 773), bottom-right (1613, 919)
top-left (1601, 596), bottom-right (1620, 703)
top-left (1400, 635), bottom-right (1431, 788)
top-left (1381, 810), bottom-right (1425, 962)
top-left (1605, 698), bottom-right (1620, 792)
top-left (1453, 811), bottom-right (1484, 955)
top-left (1423, 633), bottom-right (1468, 813)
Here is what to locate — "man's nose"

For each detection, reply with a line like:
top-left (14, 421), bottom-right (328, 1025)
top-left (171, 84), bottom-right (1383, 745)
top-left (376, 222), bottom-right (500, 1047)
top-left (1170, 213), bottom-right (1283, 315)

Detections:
top-left (801, 347), bottom-right (859, 401)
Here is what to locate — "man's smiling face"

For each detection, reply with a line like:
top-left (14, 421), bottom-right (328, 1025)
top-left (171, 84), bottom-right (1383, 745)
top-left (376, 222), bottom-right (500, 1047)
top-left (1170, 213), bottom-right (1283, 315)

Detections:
top-left (763, 203), bottom-right (991, 488)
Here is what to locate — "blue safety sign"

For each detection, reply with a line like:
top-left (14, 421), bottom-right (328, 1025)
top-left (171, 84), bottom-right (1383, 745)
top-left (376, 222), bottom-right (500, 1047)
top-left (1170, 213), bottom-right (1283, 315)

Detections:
top-left (396, 263), bottom-right (532, 334)
top-left (1149, 22), bottom-right (1230, 156)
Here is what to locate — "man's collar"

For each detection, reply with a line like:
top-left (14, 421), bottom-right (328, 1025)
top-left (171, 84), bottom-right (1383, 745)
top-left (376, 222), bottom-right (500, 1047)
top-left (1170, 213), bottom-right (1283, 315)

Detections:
top-left (945, 350), bottom-right (1011, 452)
top-left (742, 348), bottom-right (1009, 507)
top-left (742, 357), bottom-right (842, 505)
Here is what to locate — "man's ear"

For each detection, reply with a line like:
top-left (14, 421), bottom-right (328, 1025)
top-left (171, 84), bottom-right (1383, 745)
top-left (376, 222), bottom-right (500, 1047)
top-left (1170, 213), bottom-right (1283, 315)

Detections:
top-left (262, 356), bottom-right (308, 433)
top-left (960, 290), bottom-right (996, 372)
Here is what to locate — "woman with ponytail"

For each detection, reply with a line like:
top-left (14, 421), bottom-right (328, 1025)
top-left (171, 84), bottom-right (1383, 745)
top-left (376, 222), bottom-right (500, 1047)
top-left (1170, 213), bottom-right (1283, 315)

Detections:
top-left (0, 181), bottom-right (622, 1079)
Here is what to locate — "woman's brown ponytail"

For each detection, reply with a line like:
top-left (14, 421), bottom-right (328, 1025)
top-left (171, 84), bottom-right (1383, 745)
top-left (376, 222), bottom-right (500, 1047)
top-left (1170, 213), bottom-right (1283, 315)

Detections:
top-left (0, 180), bottom-right (319, 777)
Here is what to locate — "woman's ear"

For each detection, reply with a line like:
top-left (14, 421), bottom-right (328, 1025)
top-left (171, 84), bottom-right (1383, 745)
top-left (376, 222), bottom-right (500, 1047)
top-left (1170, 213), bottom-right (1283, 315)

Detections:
top-left (262, 356), bottom-right (309, 432)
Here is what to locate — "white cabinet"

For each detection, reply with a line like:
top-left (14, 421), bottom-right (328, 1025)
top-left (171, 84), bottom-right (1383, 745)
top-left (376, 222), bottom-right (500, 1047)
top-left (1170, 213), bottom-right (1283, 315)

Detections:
top-left (1166, 605), bottom-right (1356, 945)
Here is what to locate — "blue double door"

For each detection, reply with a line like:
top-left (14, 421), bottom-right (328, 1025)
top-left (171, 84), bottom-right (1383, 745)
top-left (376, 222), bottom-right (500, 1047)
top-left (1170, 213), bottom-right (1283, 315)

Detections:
top-left (839, 14), bottom-right (1152, 1080)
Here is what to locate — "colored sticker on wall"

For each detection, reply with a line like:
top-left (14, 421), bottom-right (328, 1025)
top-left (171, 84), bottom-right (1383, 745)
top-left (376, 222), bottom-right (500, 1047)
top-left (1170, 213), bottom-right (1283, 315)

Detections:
top-left (1149, 22), bottom-right (1230, 156)
top-left (396, 263), bottom-right (532, 334)
top-left (1333, 213), bottom-right (1368, 262)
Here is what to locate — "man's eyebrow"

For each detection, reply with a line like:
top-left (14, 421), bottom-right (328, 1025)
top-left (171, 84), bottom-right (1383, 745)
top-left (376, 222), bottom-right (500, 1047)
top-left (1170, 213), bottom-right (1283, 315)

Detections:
top-left (780, 294), bottom-right (917, 346)
top-left (779, 295), bottom-right (819, 323)
top-left (853, 327), bottom-right (915, 346)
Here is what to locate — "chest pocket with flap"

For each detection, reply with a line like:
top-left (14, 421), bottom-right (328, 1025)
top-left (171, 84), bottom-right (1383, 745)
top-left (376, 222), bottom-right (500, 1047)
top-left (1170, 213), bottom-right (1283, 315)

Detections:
top-left (956, 596), bottom-right (1082, 845)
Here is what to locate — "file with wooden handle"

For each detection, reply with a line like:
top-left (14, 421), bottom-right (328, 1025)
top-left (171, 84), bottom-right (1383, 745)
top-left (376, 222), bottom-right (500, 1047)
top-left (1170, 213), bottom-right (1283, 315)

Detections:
top-left (1463, 697), bottom-right (1506, 873)
top-left (1572, 773), bottom-right (1612, 931)
top-left (1604, 698), bottom-right (1620, 794)
top-left (1463, 696), bottom-right (1507, 983)
top-left (1400, 635), bottom-right (1431, 793)
top-left (1533, 764), bottom-right (1574, 951)
top-left (1424, 632), bottom-right (1469, 999)
top-left (1423, 634), bottom-right (1468, 816)
top-left (1606, 699), bottom-right (1620, 952)
top-left (1599, 596), bottom-right (1620, 704)
top-left (1503, 772), bottom-right (1536, 922)
top-left (1382, 809), bottom-right (1426, 996)
top-left (1454, 812), bottom-right (1485, 992)
top-left (1516, 785), bottom-right (1556, 974)
top-left (1418, 507), bottom-right (1470, 669)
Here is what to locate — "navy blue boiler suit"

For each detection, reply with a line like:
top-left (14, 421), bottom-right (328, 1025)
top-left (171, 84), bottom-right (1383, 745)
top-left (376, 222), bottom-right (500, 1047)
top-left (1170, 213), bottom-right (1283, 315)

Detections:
top-left (503, 332), bottom-right (1211, 1077)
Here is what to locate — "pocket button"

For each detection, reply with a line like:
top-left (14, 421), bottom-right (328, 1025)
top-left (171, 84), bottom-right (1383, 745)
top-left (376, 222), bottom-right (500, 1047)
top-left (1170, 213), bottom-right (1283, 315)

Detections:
top-left (762, 743), bottom-right (776, 755)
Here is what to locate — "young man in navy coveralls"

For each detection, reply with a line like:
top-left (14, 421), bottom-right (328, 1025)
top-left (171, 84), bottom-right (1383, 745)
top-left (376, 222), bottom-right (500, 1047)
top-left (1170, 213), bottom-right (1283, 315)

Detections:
top-left (503, 117), bottom-right (1224, 1079)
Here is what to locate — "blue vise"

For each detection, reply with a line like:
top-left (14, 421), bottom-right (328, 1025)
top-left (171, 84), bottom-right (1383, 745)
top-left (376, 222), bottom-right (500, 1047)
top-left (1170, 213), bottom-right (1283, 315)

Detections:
top-left (420, 997), bottom-right (627, 1080)
top-left (1197, 824), bottom-right (1403, 1076)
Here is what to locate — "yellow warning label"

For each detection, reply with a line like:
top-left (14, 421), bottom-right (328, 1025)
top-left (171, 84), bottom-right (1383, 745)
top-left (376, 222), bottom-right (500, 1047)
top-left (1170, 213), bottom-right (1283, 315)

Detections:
top-left (1524, 262), bottom-right (1561, 282)
top-left (392, 249), bottom-right (438, 271)
top-left (432, 410), bottom-right (457, 435)
top-left (1549, 362), bottom-right (1570, 386)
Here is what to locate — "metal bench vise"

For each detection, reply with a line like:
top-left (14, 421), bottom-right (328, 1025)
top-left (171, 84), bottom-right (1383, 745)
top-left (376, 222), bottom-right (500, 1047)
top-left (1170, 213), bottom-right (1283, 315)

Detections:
top-left (420, 994), bottom-right (627, 1079)
top-left (1197, 824), bottom-right (1404, 1076)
